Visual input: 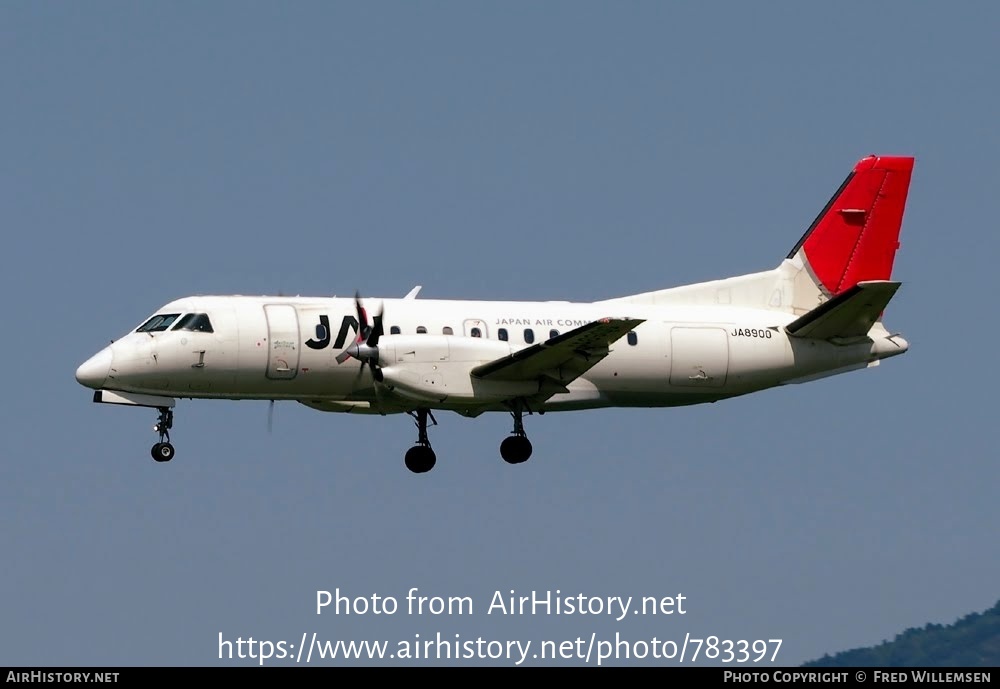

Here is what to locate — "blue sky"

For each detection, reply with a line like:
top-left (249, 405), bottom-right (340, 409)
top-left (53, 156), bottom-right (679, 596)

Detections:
top-left (2, 2), bottom-right (997, 666)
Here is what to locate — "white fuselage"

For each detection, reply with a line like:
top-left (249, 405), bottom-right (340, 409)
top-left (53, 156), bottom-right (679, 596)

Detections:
top-left (76, 294), bottom-right (907, 416)
top-left (72, 154), bottom-right (915, 472)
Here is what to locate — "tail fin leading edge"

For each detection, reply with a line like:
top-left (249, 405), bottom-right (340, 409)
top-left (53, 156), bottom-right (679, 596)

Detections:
top-left (787, 155), bottom-right (914, 297)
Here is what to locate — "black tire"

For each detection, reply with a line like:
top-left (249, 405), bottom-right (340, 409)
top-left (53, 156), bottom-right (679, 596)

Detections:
top-left (500, 435), bottom-right (532, 464)
top-left (151, 442), bottom-right (175, 463)
top-left (404, 445), bottom-right (436, 473)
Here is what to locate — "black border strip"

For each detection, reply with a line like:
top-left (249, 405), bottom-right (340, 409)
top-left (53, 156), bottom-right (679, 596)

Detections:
top-left (785, 171), bottom-right (855, 259)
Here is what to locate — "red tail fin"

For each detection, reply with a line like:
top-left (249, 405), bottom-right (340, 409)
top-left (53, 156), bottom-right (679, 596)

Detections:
top-left (787, 155), bottom-right (914, 296)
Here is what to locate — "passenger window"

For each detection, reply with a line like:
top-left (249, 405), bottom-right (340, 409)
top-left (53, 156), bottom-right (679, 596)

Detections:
top-left (416, 326), bottom-right (427, 334)
top-left (471, 327), bottom-right (482, 338)
top-left (498, 328), bottom-right (508, 342)
top-left (549, 329), bottom-right (559, 339)
top-left (442, 326), bottom-right (453, 335)
top-left (524, 328), bottom-right (534, 344)
top-left (136, 314), bottom-right (181, 333)
top-left (172, 313), bottom-right (214, 333)
top-left (390, 326), bottom-right (401, 335)
top-left (627, 331), bottom-right (638, 346)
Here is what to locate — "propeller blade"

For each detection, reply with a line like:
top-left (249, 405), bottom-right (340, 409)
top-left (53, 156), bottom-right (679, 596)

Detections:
top-left (367, 309), bottom-right (384, 347)
top-left (341, 293), bottom-right (384, 377)
top-left (372, 378), bottom-right (387, 416)
top-left (354, 291), bottom-right (370, 343)
top-left (267, 400), bottom-right (274, 434)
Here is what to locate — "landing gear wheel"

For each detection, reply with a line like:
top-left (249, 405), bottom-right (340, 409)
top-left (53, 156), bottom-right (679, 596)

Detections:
top-left (151, 442), bottom-right (175, 462)
top-left (501, 399), bottom-right (533, 464)
top-left (150, 407), bottom-right (175, 462)
top-left (404, 408), bottom-right (438, 473)
top-left (405, 445), bottom-right (436, 473)
top-left (500, 435), bottom-right (532, 464)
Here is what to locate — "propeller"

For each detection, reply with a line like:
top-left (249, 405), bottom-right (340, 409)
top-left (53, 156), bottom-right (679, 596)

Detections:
top-left (267, 400), bottom-right (275, 434)
top-left (335, 292), bottom-right (385, 382)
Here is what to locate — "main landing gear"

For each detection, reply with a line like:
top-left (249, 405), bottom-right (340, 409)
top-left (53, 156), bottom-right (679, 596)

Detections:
top-left (404, 408), bottom-right (437, 474)
top-left (402, 402), bottom-right (535, 473)
top-left (150, 406), bottom-right (175, 463)
top-left (500, 401), bottom-right (533, 465)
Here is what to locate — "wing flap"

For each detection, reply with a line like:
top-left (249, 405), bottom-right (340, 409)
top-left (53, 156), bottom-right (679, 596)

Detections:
top-left (785, 280), bottom-right (900, 340)
top-left (472, 317), bottom-right (644, 383)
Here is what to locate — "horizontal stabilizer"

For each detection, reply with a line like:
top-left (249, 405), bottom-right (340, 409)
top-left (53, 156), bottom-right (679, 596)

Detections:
top-left (472, 317), bottom-right (644, 383)
top-left (785, 280), bottom-right (900, 340)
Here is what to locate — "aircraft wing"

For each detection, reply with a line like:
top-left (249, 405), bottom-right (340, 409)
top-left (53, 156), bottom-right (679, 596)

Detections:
top-left (471, 317), bottom-right (644, 389)
top-left (785, 280), bottom-right (900, 340)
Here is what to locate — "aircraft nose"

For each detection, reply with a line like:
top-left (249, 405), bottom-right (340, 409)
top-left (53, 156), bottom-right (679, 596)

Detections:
top-left (75, 346), bottom-right (113, 389)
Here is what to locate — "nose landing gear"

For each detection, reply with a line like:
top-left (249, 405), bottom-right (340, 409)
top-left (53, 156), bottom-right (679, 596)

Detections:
top-left (150, 407), bottom-right (175, 462)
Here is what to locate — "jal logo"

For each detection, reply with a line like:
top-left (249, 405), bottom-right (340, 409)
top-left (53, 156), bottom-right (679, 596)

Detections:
top-left (305, 314), bottom-right (381, 350)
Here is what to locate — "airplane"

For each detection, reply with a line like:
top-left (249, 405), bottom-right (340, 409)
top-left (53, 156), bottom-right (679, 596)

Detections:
top-left (75, 154), bottom-right (914, 473)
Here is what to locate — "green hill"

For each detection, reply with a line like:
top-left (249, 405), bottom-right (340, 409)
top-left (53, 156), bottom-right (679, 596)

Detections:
top-left (803, 600), bottom-right (1000, 667)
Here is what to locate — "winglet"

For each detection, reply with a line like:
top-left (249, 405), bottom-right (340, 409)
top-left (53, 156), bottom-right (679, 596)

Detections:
top-left (403, 286), bottom-right (422, 300)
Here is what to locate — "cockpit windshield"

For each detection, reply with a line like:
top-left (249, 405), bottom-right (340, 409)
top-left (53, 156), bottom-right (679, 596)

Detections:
top-left (136, 314), bottom-right (181, 333)
top-left (171, 313), bottom-right (214, 333)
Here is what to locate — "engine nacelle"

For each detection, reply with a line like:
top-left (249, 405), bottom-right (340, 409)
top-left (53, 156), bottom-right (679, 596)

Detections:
top-left (376, 335), bottom-right (539, 403)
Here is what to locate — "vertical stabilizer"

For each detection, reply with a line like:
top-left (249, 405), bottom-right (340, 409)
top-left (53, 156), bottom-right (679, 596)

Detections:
top-left (787, 155), bottom-right (914, 297)
top-left (598, 154), bottom-right (915, 317)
